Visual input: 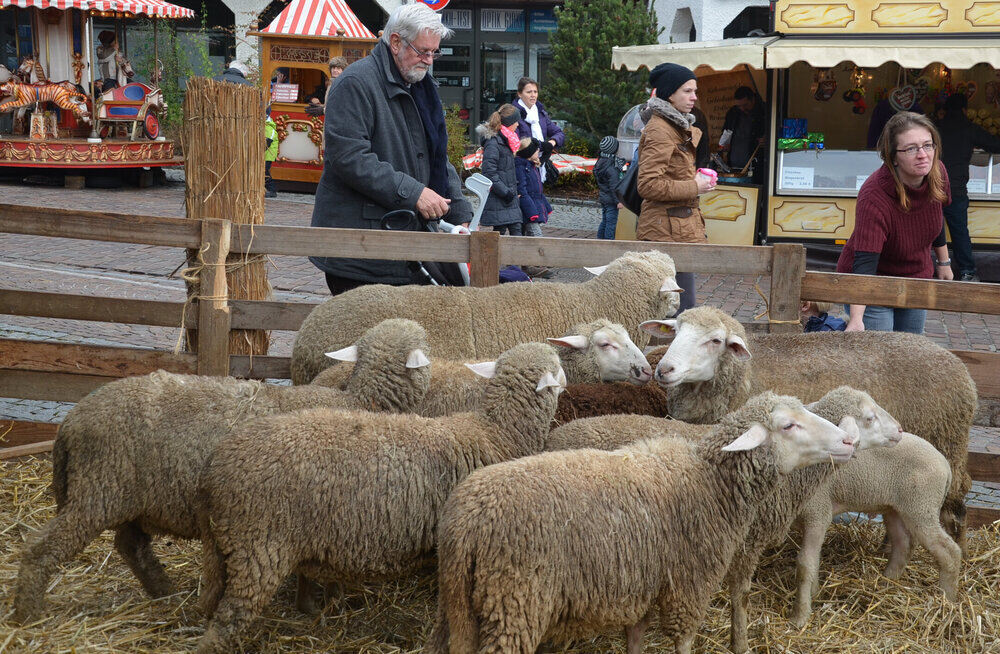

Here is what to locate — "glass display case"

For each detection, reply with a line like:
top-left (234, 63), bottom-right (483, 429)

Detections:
top-left (777, 149), bottom-right (1000, 199)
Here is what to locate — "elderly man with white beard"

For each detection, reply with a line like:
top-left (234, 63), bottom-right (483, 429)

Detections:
top-left (309, 3), bottom-right (472, 295)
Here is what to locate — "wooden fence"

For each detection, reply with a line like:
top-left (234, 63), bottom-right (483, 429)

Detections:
top-left (1, 204), bottom-right (998, 526)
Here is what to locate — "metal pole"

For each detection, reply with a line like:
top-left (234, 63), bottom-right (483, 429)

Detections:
top-left (13, 7), bottom-right (20, 66)
top-left (87, 12), bottom-right (100, 141)
top-left (153, 18), bottom-right (158, 83)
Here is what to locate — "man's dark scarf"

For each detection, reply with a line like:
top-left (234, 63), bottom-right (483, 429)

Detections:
top-left (410, 75), bottom-right (449, 197)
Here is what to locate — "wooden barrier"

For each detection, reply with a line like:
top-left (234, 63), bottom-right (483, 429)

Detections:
top-left (1, 206), bottom-right (997, 525)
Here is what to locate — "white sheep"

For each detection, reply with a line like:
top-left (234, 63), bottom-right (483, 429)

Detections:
top-left (425, 392), bottom-right (855, 654)
top-left (195, 342), bottom-right (566, 654)
top-left (290, 250), bottom-right (680, 384)
top-left (312, 319), bottom-right (654, 417)
top-left (639, 305), bottom-right (978, 551)
top-left (12, 319), bottom-right (431, 624)
top-left (792, 431), bottom-right (960, 626)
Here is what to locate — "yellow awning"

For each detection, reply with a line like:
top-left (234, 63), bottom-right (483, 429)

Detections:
top-left (611, 37), bottom-right (779, 75)
top-left (765, 37), bottom-right (1000, 70)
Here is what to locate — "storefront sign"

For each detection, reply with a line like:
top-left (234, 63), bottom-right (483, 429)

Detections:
top-left (481, 8), bottom-right (525, 32)
top-left (271, 83), bottom-right (299, 103)
top-left (529, 9), bottom-right (557, 33)
top-left (781, 166), bottom-right (815, 189)
top-left (441, 9), bottom-right (472, 30)
top-left (419, 0), bottom-right (451, 11)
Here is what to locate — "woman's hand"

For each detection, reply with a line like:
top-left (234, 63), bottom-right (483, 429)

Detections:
top-left (844, 317), bottom-right (865, 332)
top-left (845, 304), bottom-right (866, 332)
top-left (936, 263), bottom-right (954, 281)
top-left (695, 174), bottom-right (716, 194)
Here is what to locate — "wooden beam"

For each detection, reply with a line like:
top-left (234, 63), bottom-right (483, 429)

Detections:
top-left (1, 420), bottom-right (59, 448)
top-left (497, 237), bottom-right (775, 274)
top-left (0, 440), bottom-right (55, 460)
top-left (229, 299), bottom-right (318, 331)
top-left (196, 219), bottom-right (232, 377)
top-left (0, 370), bottom-right (110, 402)
top-left (969, 449), bottom-right (1000, 484)
top-left (968, 506), bottom-right (1000, 529)
top-left (952, 350), bottom-right (1000, 399)
top-left (469, 230), bottom-right (500, 287)
top-left (0, 340), bottom-right (196, 377)
top-left (0, 204), bottom-right (201, 247)
top-left (229, 355), bottom-right (291, 380)
top-left (801, 271), bottom-right (1000, 315)
top-left (229, 224), bottom-right (473, 261)
top-left (767, 243), bottom-right (806, 334)
top-left (0, 289), bottom-right (190, 327)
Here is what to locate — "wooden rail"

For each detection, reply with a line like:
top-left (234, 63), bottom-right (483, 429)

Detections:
top-left (1, 206), bottom-right (998, 526)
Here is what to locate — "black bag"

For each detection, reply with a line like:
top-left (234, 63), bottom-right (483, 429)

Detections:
top-left (543, 158), bottom-right (559, 186)
top-left (615, 150), bottom-right (642, 215)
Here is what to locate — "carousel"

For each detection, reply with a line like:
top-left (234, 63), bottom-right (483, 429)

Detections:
top-left (0, 0), bottom-right (192, 170)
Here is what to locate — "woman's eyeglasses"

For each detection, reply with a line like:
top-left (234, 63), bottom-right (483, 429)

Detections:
top-left (403, 39), bottom-right (443, 61)
top-left (896, 143), bottom-right (935, 157)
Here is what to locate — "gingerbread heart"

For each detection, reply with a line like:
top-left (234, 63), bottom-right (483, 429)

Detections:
top-left (913, 77), bottom-right (930, 100)
top-left (889, 85), bottom-right (916, 112)
top-left (965, 81), bottom-right (978, 101)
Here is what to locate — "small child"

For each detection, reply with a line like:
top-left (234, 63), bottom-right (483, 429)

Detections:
top-left (515, 137), bottom-right (553, 278)
top-left (593, 135), bottom-right (626, 239)
top-left (265, 106), bottom-right (278, 199)
top-left (478, 104), bottom-right (523, 236)
top-left (801, 300), bottom-right (847, 332)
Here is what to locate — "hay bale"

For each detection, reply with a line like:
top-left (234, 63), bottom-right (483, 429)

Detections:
top-left (2, 455), bottom-right (998, 652)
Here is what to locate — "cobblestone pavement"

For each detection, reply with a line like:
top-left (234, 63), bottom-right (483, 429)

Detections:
top-left (1, 177), bottom-right (997, 509)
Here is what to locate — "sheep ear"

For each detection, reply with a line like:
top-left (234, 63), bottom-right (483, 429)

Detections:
top-left (406, 349), bottom-right (431, 369)
top-left (547, 335), bottom-right (589, 350)
top-left (465, 361), bottom-right (497, 379)
top-left (536, 371), bottom-right (561, 392)
top-left (325, 345), bottom-right (358, 362)
top-left (804, 400), bottom-right (819, 410)
top-left (721, 424), bottom-right (769, 452)
top-left (660, 277), bottom-right (683, 294)
top-left (640, 319), bottom-right (676, 337)
top-left (838, 415), bottom-right (860, 442)
top-left (727, 335), bottom-right (752, 360)
top-left (584, 264), bottom-right (609, 276)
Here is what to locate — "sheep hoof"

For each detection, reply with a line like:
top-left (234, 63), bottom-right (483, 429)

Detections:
top-left (883, 563), bottom-right (904, 580)
top-left (791, 610), bottom-right (810, 629)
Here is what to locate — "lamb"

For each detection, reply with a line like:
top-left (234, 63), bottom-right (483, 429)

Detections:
top-left (542, 387), bottom-right (905, 654)
top-left (793, 431), bottom-right (960, 627)
top-left (194, 342), bottom-right (566, 654)
top-left (425, 392), bottom-right (855, 654)
top-left (11, 318), bottom-right (432, 624)
top-left (640, 305), bottom-right (977, 550)
top-left (290, 249), bottom-right (680, 384)
top-left (312, 319), bottom-right (655, 417)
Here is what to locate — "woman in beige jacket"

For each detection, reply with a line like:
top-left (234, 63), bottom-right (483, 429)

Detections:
top-left (636, 62), bottom-right (715, 313)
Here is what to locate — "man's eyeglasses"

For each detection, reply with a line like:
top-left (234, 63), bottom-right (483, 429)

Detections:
top-left (896, 143), bottom-right (935, 157)
top-left (403, 38), bottom-right (443, 61)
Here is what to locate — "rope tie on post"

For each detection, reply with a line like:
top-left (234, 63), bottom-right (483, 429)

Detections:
top-left (753, 283), bottom-right (802, 325)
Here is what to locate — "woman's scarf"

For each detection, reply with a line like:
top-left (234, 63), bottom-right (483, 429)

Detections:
top-left (499, 124), bottom-right (521, 154)
top-left (518, 99), bottom-right (544, 141)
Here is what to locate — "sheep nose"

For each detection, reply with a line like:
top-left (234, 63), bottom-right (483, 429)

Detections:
top-left (655, 364), bottom-right (674, 381)
top-left (639, 365), bottom-right (653, 380)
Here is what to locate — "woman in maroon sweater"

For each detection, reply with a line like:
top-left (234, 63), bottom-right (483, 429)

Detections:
top-left (837, 112), bottom-right (953, 334)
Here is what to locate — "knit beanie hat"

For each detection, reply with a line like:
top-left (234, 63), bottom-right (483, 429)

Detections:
top-left (517, 137), bottom-right (541, 159)
top-left (649, 62), bottom-right (696, 100)
top-left (599, 135), bottom-right (619, 155)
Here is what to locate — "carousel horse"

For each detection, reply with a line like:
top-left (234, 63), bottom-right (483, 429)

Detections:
top-left (0, 79), bottom-right (91, 125)
top-left (17, 54), bottom-right (48, 84)
top-left (114, 51), bottom-right (135, 87)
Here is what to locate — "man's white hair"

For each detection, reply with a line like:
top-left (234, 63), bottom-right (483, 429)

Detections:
top-left (381, 3), bottom-right (452, 44)
top-left (228, 60), bottom-right (249, 76)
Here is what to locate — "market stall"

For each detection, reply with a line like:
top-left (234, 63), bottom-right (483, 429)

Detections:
top-left (0, 0), bottom-right (193, 171)
top-left (611, 0), bottom-right (1000, 250)
top-left (248, 0), bottom-right (376, 186)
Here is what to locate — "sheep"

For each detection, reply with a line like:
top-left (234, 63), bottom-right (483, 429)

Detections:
top-left (290, 250), bottom-right (681, 384)
top-left (542, 387), bottom-right (904, 654)
top-left (552, 382), bottom-right (668, 427)
top-left (425, 392), bottom-right (855, 654)
top-left (312, 319), bottom-right (655, 417)
top-left (194, 342), bottom-right (566, 654)
top-left (792, 431), bottom-right (960, 627)
top-left (11, 318), bottom-right (432, 624)
top-left (640, 305), bottom-right (978, 551)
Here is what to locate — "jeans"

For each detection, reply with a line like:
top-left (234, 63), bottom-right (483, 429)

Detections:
top-left (846, 304), bottom-right (927, 334)
top-left (523, 221), bottom-right (543, 237)
top-left (493, 223), bottom-right (522, 236)
top-left (943, 193), bottom-right (975, 275)
top-left (674, 271), bottom-right (696, 315)
top-left (264, 160), bottom-right (276, 193)
top-left (597, 203), bottom-right (619, 240)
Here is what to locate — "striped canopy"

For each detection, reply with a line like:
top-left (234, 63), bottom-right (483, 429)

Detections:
top-left (262, 0), bottom-right (375, 40)
top-left (0, 0), bottom-right (194, 18)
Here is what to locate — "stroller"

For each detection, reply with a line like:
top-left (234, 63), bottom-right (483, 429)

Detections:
top-left (379, 173), bottom-right (529, 285)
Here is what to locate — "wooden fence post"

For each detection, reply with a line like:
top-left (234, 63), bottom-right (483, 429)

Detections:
top-left (768, 243), bottom-right (806, 334)
top-left (197, 218), bottom-right (232, 376)
top-left (469, 230), bottom-right (501, 287)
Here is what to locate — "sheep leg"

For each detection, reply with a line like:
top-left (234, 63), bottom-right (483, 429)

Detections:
top-left (624, 609), bottom-right (653, 654)
top-left (792, 509), bottom-right (831, 629)
top-left (195, 557), bottom-right (286, 654)
top-left (423, 603), bottom-right (450, 654)
top-left (900, 511), bottom-right (962, 601)
top-left (114, 521), bottom-right (174, 597)
top-left (940, 493), bottom-right (968, 556)
top-left (726, 549), bottom-right (760, 654)
top-left (883, 510), bottom-right (913, 579)
top-left (199, 528), bottom-right (226, 618)
top-left (12, 510), bottom-right (104, 624)
top-left (295, 574), bottom-right (321, 614)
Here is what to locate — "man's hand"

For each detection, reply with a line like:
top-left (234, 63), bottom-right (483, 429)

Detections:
top-left (416, 187), bottom-right (451, 220)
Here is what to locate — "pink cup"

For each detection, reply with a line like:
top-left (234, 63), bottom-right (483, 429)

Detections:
top-left (697, 168), bottom-right (718, 184)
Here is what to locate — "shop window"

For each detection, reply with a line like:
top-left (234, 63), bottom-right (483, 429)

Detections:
top-left (271, 66), bottom-right (327, 104)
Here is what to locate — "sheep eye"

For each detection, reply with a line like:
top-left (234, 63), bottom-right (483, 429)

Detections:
top-left (782, 422), bottom-right (796, 431)
top-left (710, 338), bottom-right (723, 345)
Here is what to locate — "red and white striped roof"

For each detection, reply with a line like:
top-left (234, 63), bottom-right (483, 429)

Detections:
top-left (262, 0), bottom-right (375, 40)
top-left (0, 0), bottom-right (193, 17)
top-left (90, 0), bottom-right (194, 18)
